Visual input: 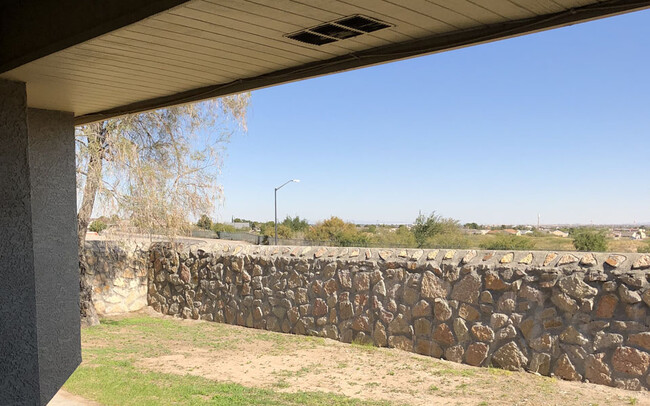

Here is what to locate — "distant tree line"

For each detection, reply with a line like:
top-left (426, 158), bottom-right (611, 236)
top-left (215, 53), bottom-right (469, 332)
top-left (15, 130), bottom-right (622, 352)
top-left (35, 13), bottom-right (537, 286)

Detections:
top-left (195, 213), bottom-right (643, 252)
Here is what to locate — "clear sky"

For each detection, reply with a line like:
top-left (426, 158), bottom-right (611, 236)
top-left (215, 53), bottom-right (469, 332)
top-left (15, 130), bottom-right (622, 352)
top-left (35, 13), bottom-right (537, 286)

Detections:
top-left (215, 9), bottom-right (650, 226)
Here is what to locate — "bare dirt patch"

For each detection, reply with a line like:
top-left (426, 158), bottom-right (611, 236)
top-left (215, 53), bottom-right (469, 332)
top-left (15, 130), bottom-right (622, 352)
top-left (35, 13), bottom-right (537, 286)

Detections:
top-left (90, 309), bottom-right (650, 406)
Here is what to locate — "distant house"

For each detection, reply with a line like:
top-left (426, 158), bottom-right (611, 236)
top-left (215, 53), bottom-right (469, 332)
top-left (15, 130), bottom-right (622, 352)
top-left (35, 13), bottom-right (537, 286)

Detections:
top-left (550, 230), bottom-right (569, 238)
top-left (633, 230), bottom-right (647, 240)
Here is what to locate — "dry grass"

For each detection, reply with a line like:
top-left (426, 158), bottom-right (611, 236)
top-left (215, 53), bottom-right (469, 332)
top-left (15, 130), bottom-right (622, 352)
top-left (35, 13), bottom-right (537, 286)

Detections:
top-left (64, 311), bottom-right (650, 406)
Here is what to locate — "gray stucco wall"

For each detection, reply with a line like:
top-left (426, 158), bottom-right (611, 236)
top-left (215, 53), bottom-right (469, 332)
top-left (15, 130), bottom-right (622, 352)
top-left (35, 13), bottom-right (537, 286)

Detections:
top-left (0, 79), bottom-right (41, 405)
top-left (0, 79), bottom-right (81, 405)
top-left (28, 108), bottom-right (81, 405)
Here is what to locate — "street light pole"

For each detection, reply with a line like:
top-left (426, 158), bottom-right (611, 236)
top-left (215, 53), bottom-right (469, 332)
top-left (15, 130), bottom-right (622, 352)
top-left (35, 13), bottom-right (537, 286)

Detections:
top-left (274, 179), bottom-right (300, 245)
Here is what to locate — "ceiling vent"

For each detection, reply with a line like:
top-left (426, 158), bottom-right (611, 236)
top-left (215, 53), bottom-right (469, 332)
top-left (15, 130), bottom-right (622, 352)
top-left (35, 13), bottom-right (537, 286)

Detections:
top-left (286, 15), bottom-right (392, 46)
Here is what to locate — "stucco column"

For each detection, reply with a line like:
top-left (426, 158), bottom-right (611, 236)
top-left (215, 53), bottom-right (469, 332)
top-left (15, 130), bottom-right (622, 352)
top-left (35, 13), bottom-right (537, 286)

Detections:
top-left (0, 79), bottom-right (81, 405)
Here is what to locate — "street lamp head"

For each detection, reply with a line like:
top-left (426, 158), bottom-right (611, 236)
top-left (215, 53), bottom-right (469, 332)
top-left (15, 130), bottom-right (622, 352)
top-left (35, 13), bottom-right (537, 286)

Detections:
top-left (292, 179), bottom-right (300, 183)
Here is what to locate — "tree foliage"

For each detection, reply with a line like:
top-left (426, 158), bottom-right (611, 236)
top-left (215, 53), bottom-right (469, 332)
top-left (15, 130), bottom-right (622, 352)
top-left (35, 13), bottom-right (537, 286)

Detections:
top-left (412, 212), bottom-right (461, 248)
top-left (571, 228), bottom-right (608, 252)
top-left (306, 217), bottom-right (370, 247)
top-left (256, 222), bottom-right (287, 239)
top-left (76, 94), bottom-right (249, 240)
top-left (89, 220), bottom-right (108, 233)
top-left (75, 94), bottom-right (250, 325)
top-left (371, 225), bottom-right (417, 247)
top-left (480, 235), bottom-right (535, 250)
top-left (196, 214), bottom-right (213, 230)
top-left (282, 216), bottom-right (310, 233)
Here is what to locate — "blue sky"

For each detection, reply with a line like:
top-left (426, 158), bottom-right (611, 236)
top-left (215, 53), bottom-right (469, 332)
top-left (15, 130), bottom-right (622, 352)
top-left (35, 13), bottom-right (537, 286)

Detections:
top-left (216, 9), bottom-right (650, 226)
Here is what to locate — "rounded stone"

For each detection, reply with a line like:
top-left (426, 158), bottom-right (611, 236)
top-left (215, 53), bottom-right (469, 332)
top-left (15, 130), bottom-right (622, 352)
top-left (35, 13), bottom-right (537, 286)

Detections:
top-left (388, 335), bottom-right (413, 351)
top-left (612, 346), bottom-right (650, 376)
top-left (554, 353), bottom-right (582, 381)
top-left (629, 332), bottom-right (650, 351)
top-left (432, 323), bottom-right (455, 347)
top-left (465, 342), bottom-right (489, 366)
top-left (595, 294), bottom-right (619, 318)
top-left (491, 342), bottom-right (528, 371)
top-left (433, 298), bottom-right (452, 321)
top-left (444, 345), bottom-right (464, 363)
top-left (450, 274), bottom-right (482, 304)
top-left (585, 353), bottom-right (612, 386)
top-left (415, 339), bottom-right (443, 358)
top-left (471, 323), bottom-right (495, 342)
top-left (412, 299), bottom-right (432, 318)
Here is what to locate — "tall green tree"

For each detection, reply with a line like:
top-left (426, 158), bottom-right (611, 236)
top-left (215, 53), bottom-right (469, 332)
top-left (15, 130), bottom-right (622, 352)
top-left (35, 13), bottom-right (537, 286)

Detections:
top-left (197, 214), bottom-right (214, 230)
top-left (282, 215), bottom-right (309, 233)
top-left (76, 95), bottom-right (249, 325)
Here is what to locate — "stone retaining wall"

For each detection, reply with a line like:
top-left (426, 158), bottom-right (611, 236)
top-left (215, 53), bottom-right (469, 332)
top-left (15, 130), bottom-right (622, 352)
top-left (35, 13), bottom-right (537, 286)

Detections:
top-left (85, 241), bottom-right (148, 315)
top-left (146, 244), bottom-right (650, 391)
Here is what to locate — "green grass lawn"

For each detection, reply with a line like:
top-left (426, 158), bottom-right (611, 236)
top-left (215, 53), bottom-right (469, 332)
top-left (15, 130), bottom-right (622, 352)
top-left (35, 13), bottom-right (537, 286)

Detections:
top-left (64, 316), bottom-right (390, 406)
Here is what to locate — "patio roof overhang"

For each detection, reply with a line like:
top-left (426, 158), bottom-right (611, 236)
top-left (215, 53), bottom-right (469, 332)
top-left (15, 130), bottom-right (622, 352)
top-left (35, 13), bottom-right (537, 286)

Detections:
top-left (2, 0), bottom-right (649, 125)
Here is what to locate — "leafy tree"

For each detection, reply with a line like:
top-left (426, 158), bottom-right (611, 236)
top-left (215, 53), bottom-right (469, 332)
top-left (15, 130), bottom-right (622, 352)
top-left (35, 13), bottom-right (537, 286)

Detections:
top-left (89, 220), bottom-right (108, 233)
top-left (480, 235), bottom-right (535, 250)
top-left (75, 94), bottom-right (249, 325)
top-left (571, 229), bottom-right (608, 251)
top-left (255, 221), bottom-right (292, 239)
top-left (306, 217), bottom-right (370, 247)
top-left (412, 212), bottom-right (461, 248)
top-left (282, 215), bottom-right (309, 233)
top-left (258, 221), bottom-right (275, 237)
top-left (196, 214), bottom-right (213, 230)
top-left (464, 222), bottom-right (480, 230)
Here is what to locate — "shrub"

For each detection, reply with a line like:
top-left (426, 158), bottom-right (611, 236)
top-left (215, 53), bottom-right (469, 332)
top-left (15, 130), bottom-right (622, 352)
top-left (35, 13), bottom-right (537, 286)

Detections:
top-left (572, 229), bottom-right (608, 252)
top-left (212, 223), bottom-right (237, 234)
top-left (412, 212), bottom-right (461, 248)
top-left (306, 217), bottom-right (369, 247)
top-left (638, 243), bottom-right (650, 253)
top-left (196, 214), bottom-right (213, 230)
top-left (372, 225), bottom-right (417, 248)
top-left (89, 220), bottom-right (108, 233)
top-left (480, 235), bottom-right (535, 250)
top-left (426, 233), bottom-right (471, 249)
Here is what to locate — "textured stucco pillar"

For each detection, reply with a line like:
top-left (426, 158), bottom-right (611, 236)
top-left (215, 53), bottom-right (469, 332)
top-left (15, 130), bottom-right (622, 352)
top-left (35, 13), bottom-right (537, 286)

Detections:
top-left (0, 79), bottom-right (81, 405)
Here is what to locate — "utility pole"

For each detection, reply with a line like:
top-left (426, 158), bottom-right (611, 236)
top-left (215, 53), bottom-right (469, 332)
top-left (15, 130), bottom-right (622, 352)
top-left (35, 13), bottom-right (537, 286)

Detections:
top-left (274, 179), bottom-right (300, 245)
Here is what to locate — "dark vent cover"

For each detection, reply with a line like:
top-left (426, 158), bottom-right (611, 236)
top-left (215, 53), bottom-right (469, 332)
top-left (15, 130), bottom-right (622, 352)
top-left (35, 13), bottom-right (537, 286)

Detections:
top-left (311, 23), bottom-right (362, 40)
top-left (287, 31), bottom-right (337, 46)
top-left (285, 15), bottom-right (391, 46)
top-left (337, 16), bottom-right (391, 33)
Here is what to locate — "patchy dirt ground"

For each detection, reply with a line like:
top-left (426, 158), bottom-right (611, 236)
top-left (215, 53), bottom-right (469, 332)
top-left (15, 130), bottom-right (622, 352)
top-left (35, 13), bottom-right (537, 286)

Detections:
top-left (85, 309), bottom-right (650, 406)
